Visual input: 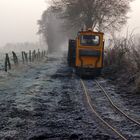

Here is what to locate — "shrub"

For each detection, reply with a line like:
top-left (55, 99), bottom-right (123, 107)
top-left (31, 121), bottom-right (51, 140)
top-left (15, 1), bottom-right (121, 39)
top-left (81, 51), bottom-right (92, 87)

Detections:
top-left (104, 34), bottom-right (140, 93)
top-left (104, 37), bottom-right (130, 70)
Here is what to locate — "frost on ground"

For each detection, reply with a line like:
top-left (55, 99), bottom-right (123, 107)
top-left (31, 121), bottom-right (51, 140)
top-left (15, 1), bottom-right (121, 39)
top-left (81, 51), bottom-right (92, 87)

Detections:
top-left (0, 55), bottom-right (119, 140)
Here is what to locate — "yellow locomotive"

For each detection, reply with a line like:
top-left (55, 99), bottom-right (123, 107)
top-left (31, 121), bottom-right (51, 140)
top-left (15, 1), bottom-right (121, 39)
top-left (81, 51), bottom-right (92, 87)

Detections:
top-left (67, 29), bottom-right (104, 76)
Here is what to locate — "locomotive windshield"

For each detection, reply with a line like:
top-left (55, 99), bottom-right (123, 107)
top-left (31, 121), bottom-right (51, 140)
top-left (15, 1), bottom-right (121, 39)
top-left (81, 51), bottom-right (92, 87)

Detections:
top-left (80, 35), bottom-right (100, 46)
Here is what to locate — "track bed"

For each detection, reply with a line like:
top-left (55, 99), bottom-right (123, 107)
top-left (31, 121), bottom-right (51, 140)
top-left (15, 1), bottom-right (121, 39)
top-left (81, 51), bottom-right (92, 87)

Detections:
top-left (0, 56), bottom-right (139, 140)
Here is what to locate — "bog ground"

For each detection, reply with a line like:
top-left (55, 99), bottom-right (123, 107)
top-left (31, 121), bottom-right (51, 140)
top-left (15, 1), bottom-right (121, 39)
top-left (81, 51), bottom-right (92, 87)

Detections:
top-left (0, 55), bottom-right (139, 140)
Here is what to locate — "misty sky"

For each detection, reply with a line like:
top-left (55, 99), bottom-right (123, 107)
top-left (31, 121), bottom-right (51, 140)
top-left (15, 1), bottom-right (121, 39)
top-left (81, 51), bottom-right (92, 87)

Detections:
top-left (124, 0), bottom-right (140, 35)
top-left (0, 0), bottom-right (47, 47)
top-left (0, 0), bottom-right (140, 47)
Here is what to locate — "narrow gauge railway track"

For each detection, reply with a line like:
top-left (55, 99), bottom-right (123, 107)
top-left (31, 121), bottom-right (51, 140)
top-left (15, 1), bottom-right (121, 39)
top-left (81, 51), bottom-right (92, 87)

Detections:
top-left (95, 80), bottom-right (140, 126)
top-left (80, 79), bottom-right (140, 140)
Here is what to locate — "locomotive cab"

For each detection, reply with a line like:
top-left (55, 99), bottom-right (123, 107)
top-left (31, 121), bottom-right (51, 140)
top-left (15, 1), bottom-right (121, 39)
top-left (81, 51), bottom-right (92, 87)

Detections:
top-left (68, 29), bottom-right (104, 76)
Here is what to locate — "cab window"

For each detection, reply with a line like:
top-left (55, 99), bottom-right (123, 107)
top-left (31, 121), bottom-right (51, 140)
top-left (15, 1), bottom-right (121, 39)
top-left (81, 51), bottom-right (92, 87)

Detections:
top-left (80, 35), bottom-right (100, 46)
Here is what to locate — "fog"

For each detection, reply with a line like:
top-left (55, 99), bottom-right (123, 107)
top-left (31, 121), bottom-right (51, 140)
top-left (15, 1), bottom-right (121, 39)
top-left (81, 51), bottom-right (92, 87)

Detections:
top-left (124, 0), bottom-right (140, 34)
top-left (0, 0), bottom-right (140, 48)
top-left (0, 0), bottom-right (47, 47)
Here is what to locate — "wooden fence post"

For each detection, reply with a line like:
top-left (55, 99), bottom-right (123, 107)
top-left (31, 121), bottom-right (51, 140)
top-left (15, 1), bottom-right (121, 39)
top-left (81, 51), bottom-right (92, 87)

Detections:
top-left (32, 50), bottom-right (34, 62)
top-left (36, 51), bottom-right (38, 61)
top-left (24, 52), bottom-right (28, 63)
top-left (29, 50), bottom-right (32, 62)
top-left (38, 49), bottom-right (40, 60)
top-left (32, 50), bottom-right (36, 62)
top-left (22, 51), bottom-right (25, 64)
top-left (12, 51), bottom-right (18, 65)
top-left (5, 53), bottom-right (11, 72)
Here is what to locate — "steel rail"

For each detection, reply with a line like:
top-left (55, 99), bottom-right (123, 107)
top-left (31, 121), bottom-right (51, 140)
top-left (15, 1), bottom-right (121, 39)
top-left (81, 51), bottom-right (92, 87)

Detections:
top-left (80, 79), bottom-right (127, 140)
top-left (95, 80), bottom-right (140, 126)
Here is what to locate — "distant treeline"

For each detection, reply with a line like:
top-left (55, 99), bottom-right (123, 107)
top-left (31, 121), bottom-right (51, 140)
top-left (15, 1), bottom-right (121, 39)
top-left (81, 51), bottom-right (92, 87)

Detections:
top-left (1, 42), bottom-right (47, 53)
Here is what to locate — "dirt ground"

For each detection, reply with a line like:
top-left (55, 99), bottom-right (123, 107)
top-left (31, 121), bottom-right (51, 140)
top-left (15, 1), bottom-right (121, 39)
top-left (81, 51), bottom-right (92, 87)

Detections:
top-left (0, 55), bottom-right (139, 140)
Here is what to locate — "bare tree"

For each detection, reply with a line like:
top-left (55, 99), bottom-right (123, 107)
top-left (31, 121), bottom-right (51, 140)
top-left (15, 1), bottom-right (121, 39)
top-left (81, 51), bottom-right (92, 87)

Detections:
top-left (51, 0), bottom-right (133, 31)
top-left (38, 0), bottom-right (133, 53)
top-left (38, 7), bottom-right (67, 53)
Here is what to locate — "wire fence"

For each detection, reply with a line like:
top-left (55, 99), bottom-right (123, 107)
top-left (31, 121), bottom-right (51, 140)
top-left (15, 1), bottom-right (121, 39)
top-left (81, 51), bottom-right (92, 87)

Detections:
top-left (0, 49), bottom-right (47, 72)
